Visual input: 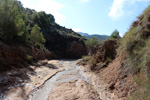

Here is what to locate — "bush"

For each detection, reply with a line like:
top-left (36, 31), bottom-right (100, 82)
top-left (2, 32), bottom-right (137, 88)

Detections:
top-left (85, 37), bottom-right (99, 55)
top-left (110, 29), bottom-right (120, 39)
top-left (82, 56), bottom-right (91, 62)
top-left (89, 58), bottom-right (97, 70)
top-left (30, 24), bottom-right (46, 46)
top-left (26, 54), bottom-right (33, 63)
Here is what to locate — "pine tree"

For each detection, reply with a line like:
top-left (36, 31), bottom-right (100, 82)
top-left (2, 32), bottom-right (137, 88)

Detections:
top-left (30, 25), bottom-right (46, 46)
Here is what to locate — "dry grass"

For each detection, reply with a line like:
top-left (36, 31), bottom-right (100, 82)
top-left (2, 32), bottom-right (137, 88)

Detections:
top-left (119, 6), bottom-right (150, 100)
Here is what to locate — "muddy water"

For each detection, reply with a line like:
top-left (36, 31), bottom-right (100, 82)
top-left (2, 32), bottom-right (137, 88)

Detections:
top-left (27, 60), bottom-right (91, 100)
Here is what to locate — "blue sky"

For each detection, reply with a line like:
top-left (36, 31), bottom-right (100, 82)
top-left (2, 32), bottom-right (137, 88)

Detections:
top-left (20, 0), bottom-right (150, 36)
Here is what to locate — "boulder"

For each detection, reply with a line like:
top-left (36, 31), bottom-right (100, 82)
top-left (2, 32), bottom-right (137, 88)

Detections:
top-left (95, 39), bottom-right (118, 63)
top-left (66, 41), bottom-right (87, 58)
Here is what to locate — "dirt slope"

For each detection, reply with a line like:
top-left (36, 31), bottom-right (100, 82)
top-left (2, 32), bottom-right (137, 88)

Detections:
top-left (78, 53), bottom-right (137, 100)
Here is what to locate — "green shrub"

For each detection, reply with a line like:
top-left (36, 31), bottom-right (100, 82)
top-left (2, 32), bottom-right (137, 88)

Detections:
top-left (110, 29), bottom-right (120, 39)
top-left (0, 0), bottom-right (29, 42)
top-left (85, 37), bottom-right (99, 55)
top-left (82, 56), bottom-right (91, 62)
top-left (26, 54), bottom-right (33, 63)
top-left (30, 24), bottom-right (46, 46)
top-left (90, 58), bottom-right (97, 70)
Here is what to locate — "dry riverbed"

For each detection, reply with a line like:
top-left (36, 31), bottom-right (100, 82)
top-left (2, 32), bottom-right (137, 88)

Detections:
top-left (0, 60), bottom-right (101, 100)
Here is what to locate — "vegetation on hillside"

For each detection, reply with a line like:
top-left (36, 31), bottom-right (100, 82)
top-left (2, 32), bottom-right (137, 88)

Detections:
top-left (80, 6), bottom-right (150, 99)
top-left (0, 0), bottom-right (45, 46)
top-left (82, 28), bottom-right (121, 69)
top-left (0, 0), bottom-right (29, 42)
top-left (119, 6), bottom-right (150, 99)
top-left (0, 0), bottom-right (87, 72)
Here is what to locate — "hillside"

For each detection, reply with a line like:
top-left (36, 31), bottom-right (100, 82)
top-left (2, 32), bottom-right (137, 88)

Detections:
top-left (79, 6), bottom-right (150, 100)
top-left (79, 32), bottom-right (110, 41)
top-left (0, 0), bottom-right (87, 72)
top-left (119, 6), bottom-right (150, 99)
top-left (26, 9), bottom-right (87, 59)
top-left (78, 32), bottom-right (89, 36)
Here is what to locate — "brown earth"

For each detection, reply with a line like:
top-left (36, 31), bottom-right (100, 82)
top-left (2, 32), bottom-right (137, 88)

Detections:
top-left (77, 39), bottom-right (137, 100)
top-left (97, 54), bottom-right (137, 99)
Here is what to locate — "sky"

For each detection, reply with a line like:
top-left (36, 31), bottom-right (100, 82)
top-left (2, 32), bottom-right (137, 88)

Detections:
top-left (19, 0), bottom-right (150, 36)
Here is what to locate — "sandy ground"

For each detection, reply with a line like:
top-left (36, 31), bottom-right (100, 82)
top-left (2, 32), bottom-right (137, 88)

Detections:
top-left (48, 60), bottom-right (100, 100)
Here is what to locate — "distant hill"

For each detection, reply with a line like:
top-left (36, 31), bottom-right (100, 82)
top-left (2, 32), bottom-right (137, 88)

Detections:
top-left (78, 32), bottom-right (110, 41)
top-left (79, 32), bottom-right (89, 36)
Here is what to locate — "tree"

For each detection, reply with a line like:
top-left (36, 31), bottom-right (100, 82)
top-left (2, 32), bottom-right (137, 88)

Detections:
top-left (31, 11), bottom-right (55, 29)
top-left (30, 25), bottom-right (46, 46)
top-left (0, 0), bottom-right (29, 42)
top-left (85, 37), bottom-right (99, 55)
top-left (111, 29), bottom-right (120, 39)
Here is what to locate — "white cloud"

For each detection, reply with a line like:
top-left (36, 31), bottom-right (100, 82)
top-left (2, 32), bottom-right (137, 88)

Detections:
top-left (72, 28), bottom-right (82, 32)
top-left (108, 0), bottom-right (126, 19)
top-left (80, 0), bottom-right (90, 2)
top-left (20, 0), bottom-right (65, 24)
top-left (108, 0), bottom-right (150, 19)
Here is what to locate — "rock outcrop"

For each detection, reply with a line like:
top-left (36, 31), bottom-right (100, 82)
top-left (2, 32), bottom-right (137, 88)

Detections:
top-left (43, 24), bottom-right (87, 58)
